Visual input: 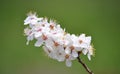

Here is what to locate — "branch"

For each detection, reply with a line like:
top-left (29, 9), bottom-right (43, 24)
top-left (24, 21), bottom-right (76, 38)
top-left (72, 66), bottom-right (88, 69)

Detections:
top-left (77, 53), bottom-right (94, 74)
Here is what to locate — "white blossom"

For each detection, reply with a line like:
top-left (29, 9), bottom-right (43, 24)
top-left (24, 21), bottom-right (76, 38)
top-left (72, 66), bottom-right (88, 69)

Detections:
top-left (87, 45), bottom-right (94, 60)
top-left (24, 13), bottom-right (94, 67)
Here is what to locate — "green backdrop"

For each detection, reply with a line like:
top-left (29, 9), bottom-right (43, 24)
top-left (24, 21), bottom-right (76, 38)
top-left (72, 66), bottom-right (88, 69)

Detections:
top-left (0, 0), bottom-right (120, 74)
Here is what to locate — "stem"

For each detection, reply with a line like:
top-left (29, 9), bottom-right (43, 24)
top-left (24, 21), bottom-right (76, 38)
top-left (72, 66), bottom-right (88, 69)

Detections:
top-left (77, 53), bottom-right (94, 74)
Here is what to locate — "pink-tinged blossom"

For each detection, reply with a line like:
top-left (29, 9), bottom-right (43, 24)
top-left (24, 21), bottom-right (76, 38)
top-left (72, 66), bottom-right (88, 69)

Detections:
top-left (24, 13), bottom-right (94, 67)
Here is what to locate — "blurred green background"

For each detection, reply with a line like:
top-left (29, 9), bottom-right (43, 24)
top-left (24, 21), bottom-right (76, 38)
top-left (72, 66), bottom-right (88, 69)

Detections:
top-left (0, 0), bottom-right (120, 74)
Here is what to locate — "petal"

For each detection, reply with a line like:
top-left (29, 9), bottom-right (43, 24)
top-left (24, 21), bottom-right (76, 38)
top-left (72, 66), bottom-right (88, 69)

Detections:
top-left (80, 43), bottom-right (88, 49)
top-left (69, 55), bottom-right (76, 60)
top-left (85, 36), bottom-right (91, 45)
top-left (43, 46), bottom-right (50, 54)
top-left (27, 35), bottom-right (34, 41)
top-left (26, 40), bottom-right (29, 45)
top-left (57, 55), bottom-right (65, 62)
top-left (82, 49), bottom-right (88, 55)
top-left (75, 47), bottom-right (82, 51)
top-left (34, 32), bottom-right (42, 38)
top-left (26, 35), bottom-right (34, 45)
top-left (72, 50), bottom-right (78, 57)
top-left (66, 59), bottom-right (72, 67)
top-left (31, 20), bottom-right (37, 25)
top-left (24, 28), bottom-right (31, 35)
top-left (45, 39), bottom-right (54, 46)
top-left (65, 47), bottom-right (71, 54)
top-left (49, 52), bottom-right (57, 59)
top-left (34, 39), bottom-right (43, 47)
top-left (24, 19), bottom-right (29, 25)
top-left (87, 54), bottom-right (91, 60)
top-left (79, 34), bottom-right (85, 39)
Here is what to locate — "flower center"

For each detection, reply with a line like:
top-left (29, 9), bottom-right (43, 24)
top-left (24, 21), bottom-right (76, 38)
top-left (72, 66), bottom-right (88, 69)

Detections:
top-left (50, 25), bottom-right (54, 30)
top-left (79, 40), bottom-right (83, 44)
top-left (69, 46), bottom-right (75, 50)
top-left (65, 54), bottom-right (69, 59)
top-left (54, 41), bottom-right (59, 47)
top-left (42, 34), bottom-right (48, 40)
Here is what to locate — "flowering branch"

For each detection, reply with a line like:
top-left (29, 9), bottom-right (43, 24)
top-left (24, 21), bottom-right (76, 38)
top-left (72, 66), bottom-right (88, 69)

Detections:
top-left (77, 52), bottom-right (94, 74)
top-left (23, 12), bottom-right (95, 73)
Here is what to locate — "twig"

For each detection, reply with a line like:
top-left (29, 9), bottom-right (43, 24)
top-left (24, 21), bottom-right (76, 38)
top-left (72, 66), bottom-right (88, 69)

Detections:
top-left (77, 52), bottom-right (94, 74)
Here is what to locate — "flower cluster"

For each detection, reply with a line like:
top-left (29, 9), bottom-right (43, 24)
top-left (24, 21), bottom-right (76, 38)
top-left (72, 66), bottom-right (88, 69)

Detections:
top-left (24, 12), bottom-right (94, 67)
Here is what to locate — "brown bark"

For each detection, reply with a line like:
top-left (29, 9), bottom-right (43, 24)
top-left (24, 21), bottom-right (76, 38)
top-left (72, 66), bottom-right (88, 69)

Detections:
top-left (77, 53), bottom-right (94, 74)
